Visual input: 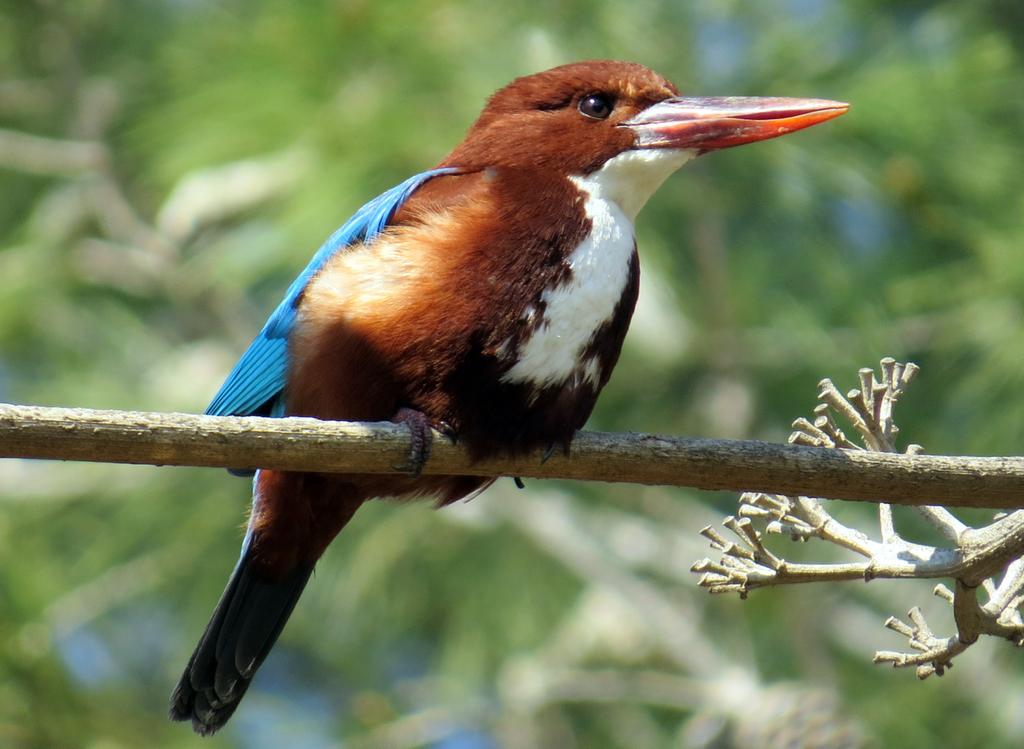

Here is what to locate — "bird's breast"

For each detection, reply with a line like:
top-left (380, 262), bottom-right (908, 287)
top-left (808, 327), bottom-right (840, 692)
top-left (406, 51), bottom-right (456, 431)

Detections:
top-left (286, 168), bottom-right (640, 457)
top-left (497, 176), bottom-right (639, 397)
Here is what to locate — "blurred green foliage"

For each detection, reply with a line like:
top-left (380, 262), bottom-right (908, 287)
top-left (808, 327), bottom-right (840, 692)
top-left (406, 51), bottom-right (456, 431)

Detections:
top-left (1, 0), bottom-right (1022, 747)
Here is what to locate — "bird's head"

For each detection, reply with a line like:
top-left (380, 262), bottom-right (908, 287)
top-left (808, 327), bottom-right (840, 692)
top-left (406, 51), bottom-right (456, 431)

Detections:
top-left (443, 60), bottom-right (848, 218)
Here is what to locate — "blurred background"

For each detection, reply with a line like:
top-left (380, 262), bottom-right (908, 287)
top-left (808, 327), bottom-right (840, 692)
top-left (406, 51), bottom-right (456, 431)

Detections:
top-left (1, 0), bottom-right (1023, 747)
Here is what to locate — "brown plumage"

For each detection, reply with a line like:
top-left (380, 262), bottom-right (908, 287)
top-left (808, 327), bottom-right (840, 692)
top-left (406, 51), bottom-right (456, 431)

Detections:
top-left (170, 60), bottom-right (848, 734)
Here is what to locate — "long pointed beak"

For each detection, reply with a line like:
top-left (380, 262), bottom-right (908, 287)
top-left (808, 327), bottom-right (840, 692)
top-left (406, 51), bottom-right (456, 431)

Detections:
top-left (622, 96), bottom-right (849, 151)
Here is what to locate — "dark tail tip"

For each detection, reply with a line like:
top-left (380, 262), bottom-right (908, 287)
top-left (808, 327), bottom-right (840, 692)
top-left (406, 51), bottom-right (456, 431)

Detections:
top-left (169, 666), bottom-right (250, 736)
top-left (169, 549), bottom-right (313, 735)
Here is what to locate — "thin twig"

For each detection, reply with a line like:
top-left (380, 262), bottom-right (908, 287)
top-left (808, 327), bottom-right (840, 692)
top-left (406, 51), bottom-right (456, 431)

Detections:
top-left (694, 359), bottom-right (1024, 679)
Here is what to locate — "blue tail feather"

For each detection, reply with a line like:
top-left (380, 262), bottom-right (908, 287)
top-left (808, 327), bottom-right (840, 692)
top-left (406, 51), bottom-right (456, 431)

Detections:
top-left (169, 540), bottom-right (313, 736)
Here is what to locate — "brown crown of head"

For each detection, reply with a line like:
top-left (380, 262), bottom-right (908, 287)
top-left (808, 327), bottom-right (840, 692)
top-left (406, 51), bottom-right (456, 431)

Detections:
top-left (441, 60), bottom-right (679, 175)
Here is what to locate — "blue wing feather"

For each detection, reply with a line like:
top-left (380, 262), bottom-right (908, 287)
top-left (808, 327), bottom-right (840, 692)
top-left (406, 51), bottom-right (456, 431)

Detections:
top-left (206, 167), bottom-right (457, 418)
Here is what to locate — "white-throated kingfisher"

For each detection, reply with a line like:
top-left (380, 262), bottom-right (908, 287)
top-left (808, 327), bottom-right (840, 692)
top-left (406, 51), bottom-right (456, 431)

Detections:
top-left (169, 60), bottom-right (847, 734)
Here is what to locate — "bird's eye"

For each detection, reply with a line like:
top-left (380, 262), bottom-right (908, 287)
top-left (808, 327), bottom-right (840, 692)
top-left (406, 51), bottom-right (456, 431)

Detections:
top-left (578, 93), bottom-right (613, 120)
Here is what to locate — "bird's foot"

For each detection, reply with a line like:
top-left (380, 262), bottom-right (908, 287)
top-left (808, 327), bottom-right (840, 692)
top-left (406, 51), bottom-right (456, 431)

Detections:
top-left (392, 408), bottom-right (455, 477)
top-left (434, 420), bottom-right (459, 445)
top-left (392, 408), bottom-right (432, 477)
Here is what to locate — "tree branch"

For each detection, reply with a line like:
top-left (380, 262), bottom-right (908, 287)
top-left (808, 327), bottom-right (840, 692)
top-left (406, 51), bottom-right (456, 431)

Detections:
top-left (0, 401), bottom-right (1022, 509)
top-left (693, 358), bottom-right (1024, 679)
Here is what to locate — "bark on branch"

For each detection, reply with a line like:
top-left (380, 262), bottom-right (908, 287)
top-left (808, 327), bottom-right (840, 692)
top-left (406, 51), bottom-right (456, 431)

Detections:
top-left (0, 402), bottom-right (1021, 509)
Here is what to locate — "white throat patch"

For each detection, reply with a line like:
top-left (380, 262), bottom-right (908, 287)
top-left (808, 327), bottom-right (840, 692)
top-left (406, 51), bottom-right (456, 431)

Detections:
top-left (584, 147), bottom-right (695, 221)
top-left (498, 148), bottom-right (693, 393)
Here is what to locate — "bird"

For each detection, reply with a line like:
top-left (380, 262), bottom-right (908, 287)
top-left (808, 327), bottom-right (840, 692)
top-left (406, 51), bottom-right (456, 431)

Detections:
top-left (169, 59), bottom-right (847, 734)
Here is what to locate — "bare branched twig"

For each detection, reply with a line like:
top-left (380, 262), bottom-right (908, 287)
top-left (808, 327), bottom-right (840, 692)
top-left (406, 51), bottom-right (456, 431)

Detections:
top-left (693, 358), bottom-right (1024, 677)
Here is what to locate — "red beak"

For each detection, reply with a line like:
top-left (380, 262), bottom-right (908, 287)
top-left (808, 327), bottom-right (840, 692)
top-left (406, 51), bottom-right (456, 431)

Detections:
top-left (623, 96), bottom-right (849, 151)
